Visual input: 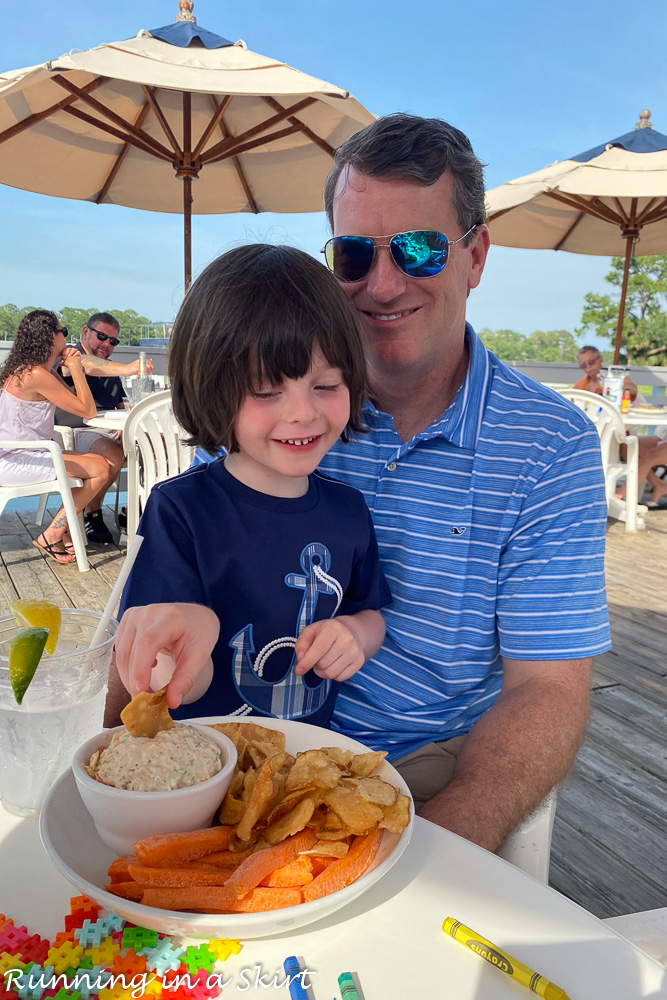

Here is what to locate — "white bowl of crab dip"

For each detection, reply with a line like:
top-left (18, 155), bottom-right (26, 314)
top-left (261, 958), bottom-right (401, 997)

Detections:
top-left (72, 723), bottom-right (237, 855)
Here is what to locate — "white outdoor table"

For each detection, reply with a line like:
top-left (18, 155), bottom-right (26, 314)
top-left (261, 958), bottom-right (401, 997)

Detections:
top-left (83, 411), bottom-right (130, 432)
top-left (0, 804), bottom-right (664, 999)
top-left (622, 407), bottom-right (667, 428)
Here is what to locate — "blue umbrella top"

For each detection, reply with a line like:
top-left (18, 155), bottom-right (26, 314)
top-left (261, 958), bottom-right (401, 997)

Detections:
top-left (571, 110), bottom-right (667, 162)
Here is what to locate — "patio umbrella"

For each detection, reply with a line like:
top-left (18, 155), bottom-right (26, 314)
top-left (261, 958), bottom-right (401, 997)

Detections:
top-left (0, 1), bottom-right (374, 291)
top-left (485, 110), bottom-right (667, 363)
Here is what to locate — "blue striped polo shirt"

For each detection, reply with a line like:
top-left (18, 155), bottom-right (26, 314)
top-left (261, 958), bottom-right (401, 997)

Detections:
top-left (318, 324), bottom-right (611, 760)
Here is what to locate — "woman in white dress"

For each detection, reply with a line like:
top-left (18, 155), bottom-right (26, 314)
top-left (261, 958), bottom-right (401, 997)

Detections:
top-left (0, 310), bottom-right (110, 564)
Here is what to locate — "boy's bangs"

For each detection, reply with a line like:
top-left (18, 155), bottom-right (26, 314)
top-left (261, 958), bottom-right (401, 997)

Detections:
top-left (246, 321), bottom-right (350, 390)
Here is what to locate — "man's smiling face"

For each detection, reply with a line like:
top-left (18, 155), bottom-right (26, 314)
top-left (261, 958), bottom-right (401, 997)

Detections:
top-left (331, 167), bottom-right (488, 379)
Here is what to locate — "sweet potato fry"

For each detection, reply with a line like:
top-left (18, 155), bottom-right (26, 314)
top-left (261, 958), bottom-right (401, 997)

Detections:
top-left (260, 856), bottom-right (314, 888)
top-left (302, 829), bottom-right (382, 902)
top-left (197, 848), bottom-right (254, 868)
top-left (225, 887), bottom-right (303, 912)
top-left (106, 855), bottom-right (137, 883)
top-left (141, 885), bottom-right (235, 912)
top-left (212, 828), bottom-right (317, 905)
top-left (128, 864), bottom-right (233, 887)
top-left (134, 826), bottom-right (233, 867)
top-left (104, 881), bottom-right (144, 901)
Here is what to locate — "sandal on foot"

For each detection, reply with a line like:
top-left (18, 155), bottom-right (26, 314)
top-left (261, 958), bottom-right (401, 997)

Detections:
top-left (32, 535), bottom-right (76, 564)
top-left (62, 531), bottom-right (77, 555)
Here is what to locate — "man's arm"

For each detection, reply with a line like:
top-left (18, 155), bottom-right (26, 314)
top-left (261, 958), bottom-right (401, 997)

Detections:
top-left (418, 656), bottom-right (591, 851)
top-left (77, 356), bottom-right (154, 378)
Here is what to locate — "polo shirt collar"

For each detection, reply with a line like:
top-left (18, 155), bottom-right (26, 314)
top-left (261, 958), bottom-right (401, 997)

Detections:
top-left (362, 323), bottom-right (492, 451)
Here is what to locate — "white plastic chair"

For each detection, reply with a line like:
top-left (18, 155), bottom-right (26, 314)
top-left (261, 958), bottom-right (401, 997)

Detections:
top-left (497, 788), bottom-right (558, 883)
top-left (0, 439), bottom-right (90, 571)
top-left (555, 388), bottom-right (645, 533)
top-left (123, 390), bottom-right (194, 542)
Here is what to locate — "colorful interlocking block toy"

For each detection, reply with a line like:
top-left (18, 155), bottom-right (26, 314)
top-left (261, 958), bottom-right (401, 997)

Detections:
top-left (181, 948), bottom-right (216, 977)
top-left (45, 944), bottom-right (84, 977)
top-left (119, 931), bottom-right (157, 955)
top-left (1, 905), bottom-right (241, 1000)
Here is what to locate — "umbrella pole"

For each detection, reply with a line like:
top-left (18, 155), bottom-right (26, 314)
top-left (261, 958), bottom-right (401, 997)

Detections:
top-left (612, 235), bottom-right (634, 365)
top-left (184, 175), bottom-right (192, 293)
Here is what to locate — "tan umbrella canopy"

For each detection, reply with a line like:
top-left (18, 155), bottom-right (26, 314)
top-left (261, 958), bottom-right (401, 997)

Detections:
top-left (486, 110), bottom-right (667, 363)
top-left (0, 1), bottom-right (374, 290)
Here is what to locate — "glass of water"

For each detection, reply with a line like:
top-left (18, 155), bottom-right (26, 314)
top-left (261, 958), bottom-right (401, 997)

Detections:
top-left (0, 609), bottom-right (117, 816)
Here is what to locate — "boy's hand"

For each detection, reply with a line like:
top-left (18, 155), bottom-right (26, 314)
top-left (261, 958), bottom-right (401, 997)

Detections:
top-left (115, 603), bottom-right (220, 709)
top-left (293, 617), bottom-right (365, 682)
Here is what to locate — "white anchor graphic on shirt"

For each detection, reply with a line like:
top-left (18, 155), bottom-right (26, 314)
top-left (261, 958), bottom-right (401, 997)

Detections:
top-left (230, 542), bottom-right (343, 718)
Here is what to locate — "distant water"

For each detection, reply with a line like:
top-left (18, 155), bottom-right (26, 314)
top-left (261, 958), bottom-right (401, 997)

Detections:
top-left (5, 491), bottom-right (127, 512)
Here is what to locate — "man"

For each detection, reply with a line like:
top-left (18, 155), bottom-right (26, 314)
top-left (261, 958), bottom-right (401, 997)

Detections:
top-left (107, 115), bottom-right (611, 856)
top-left (56, 312), bottom-right (153, 543)
top-left (315, 113), bottom-right (612, 852)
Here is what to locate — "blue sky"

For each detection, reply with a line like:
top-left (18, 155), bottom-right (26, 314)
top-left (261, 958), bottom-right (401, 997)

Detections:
top-left (1, 0), bottom-right (666, 347)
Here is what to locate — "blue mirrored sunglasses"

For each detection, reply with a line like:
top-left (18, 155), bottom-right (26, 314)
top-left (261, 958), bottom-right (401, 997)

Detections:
top-left (321, 226), bottom-right (478, 282)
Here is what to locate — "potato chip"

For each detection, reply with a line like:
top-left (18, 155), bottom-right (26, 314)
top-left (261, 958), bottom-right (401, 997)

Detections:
top-left (379, 794), bottom-right (412, 834)
top-left (266, 785), bottom-right (321, 826)
top-left (264, 796), bottom-right (318, 846)
top-left (300, 841), bottom-right (349, 858)
top-left (343, 775), bottom-right (398, 807)
top-left (349, 750), bottom-right (387, 777)
top-left (120, 686), bottom-right (174, 739)
top-left (236, 759), bottom-right (278, 843)
top-left (323, 784), bottom-right (384, 835)
top-left (210, 722), bottom-right (285, 752)
top-left (285, 749), bottom-right (343, 791)
top-left (320, 747), bottom-right (354, 769)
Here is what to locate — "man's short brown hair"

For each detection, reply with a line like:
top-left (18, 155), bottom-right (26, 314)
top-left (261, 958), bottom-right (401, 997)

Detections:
top-left (324, 112), bottom-right (486, 241)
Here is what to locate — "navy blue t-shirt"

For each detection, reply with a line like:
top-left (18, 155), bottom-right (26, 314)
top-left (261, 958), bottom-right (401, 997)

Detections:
top-left (119, 461), bottom-right (391, 727)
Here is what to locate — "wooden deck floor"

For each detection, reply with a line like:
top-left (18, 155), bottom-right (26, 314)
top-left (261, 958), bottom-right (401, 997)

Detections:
top-left (1, 501), bottom-right (665, 919)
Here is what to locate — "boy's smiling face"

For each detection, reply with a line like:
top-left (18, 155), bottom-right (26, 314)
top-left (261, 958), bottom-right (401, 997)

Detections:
top-left (225, 348), bottom-right (350, 497)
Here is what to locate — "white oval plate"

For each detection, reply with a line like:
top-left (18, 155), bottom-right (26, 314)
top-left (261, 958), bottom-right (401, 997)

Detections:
top-left (40, 716), bottom-right (413, 940)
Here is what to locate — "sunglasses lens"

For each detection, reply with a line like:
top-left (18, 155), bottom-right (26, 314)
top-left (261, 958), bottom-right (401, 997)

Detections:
top-left (391, 231), bottom-right (449, 277)
top-left (325, 236), bottom-right (376, 282)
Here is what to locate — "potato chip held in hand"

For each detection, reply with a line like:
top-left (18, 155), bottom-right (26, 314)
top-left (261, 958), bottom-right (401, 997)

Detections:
top-left (121, 686), bottom-right (174, 738)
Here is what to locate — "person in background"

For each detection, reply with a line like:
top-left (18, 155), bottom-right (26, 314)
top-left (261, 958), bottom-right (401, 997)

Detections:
top-left (105, 245), bottom-right (390, 728)
top-left (0, 310), bottom-right (109, 564)
top-left (56, 312), bottom-right (154, 544)
top-left (573, 345), bottom-right (665, 502)
top-left (573, 345), bottom-right (640, 399)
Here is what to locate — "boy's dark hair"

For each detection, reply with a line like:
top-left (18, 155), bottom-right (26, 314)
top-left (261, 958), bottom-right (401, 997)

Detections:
top-left (0, 309), bottom-right (60, 384)
top-left (324, 112), bottom-right (486, 242)
top-left (169, 244), bottom-right (367, 453)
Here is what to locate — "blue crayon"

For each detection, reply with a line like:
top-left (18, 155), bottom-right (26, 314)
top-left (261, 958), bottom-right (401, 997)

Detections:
top-left (283, 956), bottom-right (309, 1000)
top-left (338, 972), bottom-right (360, 1000)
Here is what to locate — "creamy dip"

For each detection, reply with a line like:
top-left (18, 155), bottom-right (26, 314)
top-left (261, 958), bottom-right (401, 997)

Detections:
top-left (88, 725), bottom-right (222, 792)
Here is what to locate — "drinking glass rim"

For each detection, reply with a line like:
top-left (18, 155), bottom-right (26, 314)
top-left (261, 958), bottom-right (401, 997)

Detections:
top-left (0, 609), bottom-right (118, 666)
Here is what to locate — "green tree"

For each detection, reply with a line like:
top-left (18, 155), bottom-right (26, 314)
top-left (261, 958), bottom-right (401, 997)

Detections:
top-left (479, 327), bottom-right (579, 363)
top-left (577, 255), bottom-right (667, 364)
top-left (58, 307), bottom-right (99, 340)
top-left (479, 328), bottom-right (529, 360)
top-left (523, 329), bottom-right (579, 362)
top-left (0, 304), bottom-right (43, 339)
top-left (109, 309), bottom-right (153, 346)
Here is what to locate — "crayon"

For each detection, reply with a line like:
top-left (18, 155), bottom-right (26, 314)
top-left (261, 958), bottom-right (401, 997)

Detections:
top-left (283, 956), bottom-right (309, 1000)
top-left (338, 972), bottom-right (360, 1000)
top-left (442, 917), bottom-right (571, 1000)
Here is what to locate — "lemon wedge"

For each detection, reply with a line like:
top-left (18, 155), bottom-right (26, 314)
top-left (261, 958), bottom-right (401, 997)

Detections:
top-left (9, 627), bottom-right (49, 705)
top-left (9, 599), bottom-right (61, 656)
